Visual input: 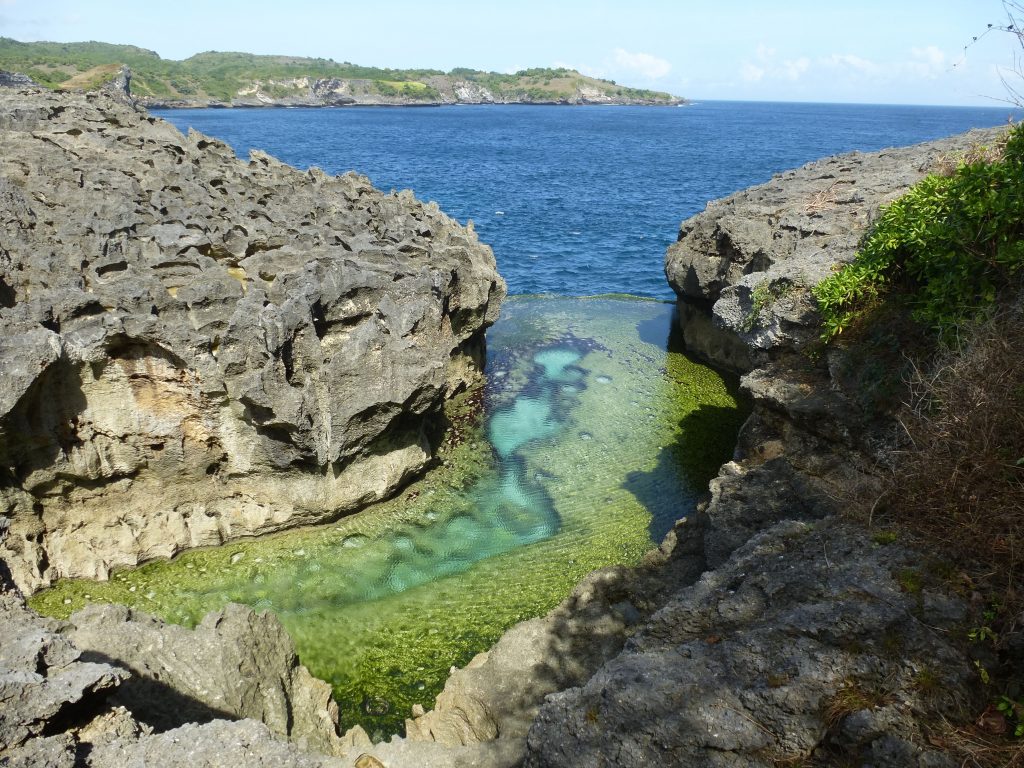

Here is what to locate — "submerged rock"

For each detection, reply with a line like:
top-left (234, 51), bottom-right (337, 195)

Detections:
top-left (0, 88), bottom-right (504, 593)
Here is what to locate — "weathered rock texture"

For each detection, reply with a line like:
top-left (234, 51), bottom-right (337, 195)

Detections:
top-left (665, 127), bottom-right (1006, 372)
top-left (0, 88), bottom-right (504, 593)
top-left (346, 131), bottom-right (1005, 767)
top-left (66, 602), bottom-right (361, 756)
top-left (0, 584), bottom-right (364, 766)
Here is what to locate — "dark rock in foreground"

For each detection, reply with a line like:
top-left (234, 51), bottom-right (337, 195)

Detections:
top-left (0, 88), bottom-right (504, 593)
top-left (0, 579), bottom-right (365, 766)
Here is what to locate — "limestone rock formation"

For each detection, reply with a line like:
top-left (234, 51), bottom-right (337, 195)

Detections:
top-left (100, 65), bottom-right (135, 106)
top-left (665, 127), bottom-right (1007, 372)
top-left (0, 89), bottom-right (504, 593)
top-left (66, 602), bottom-right (360, 756)
top-left (0, 592), bottom-right (129, 758)
top-left (525, 518), bottom-right (973, 767)
top-left (0, 524), bottom-right (362, 768)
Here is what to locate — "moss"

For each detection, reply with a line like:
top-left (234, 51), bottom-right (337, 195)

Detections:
top-left (32, 297), bottom-right (743, 739)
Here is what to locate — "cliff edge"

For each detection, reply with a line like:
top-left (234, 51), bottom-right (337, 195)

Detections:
top-left (0, 88), bottom-right (504, 594)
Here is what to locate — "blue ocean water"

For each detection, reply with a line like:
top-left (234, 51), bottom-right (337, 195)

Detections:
top-left (155, 101), bottom-right (1020, 299)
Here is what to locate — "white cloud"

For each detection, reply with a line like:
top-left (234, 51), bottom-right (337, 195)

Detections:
top-left (741, 62), bottom-right (765, 83)
top-left (821, 46), bottom-right (951, 83)
top-left (823, 53), bottom-right (881, 76)
top-left (909, 45), bottom-right (947, 78)
top-left (783, 57), bottom-right (810, 81)
top-left (740, 45), bottom-right (809, 83)
top-left (612, 48), bottom-right (671, 80)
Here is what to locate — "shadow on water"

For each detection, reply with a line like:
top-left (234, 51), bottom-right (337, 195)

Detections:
top-left (624, 311), bottom-right (750, 543)
top-left (30, 297), bottom-right (750, 740)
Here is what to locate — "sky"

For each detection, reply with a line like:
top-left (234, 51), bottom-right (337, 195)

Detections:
top-left (2, 0), bottom-right (1023, 106)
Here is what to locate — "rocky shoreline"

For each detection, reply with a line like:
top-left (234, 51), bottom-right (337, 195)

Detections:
top-left (0, 86), bottom-right (504, 594)
top-left (0, 62), bottom-right (684, 109)
top-left (0, 84), bottom-right (1003, 767)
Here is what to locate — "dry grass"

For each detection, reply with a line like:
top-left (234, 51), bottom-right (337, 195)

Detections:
top-left (845, 296), bottom-right (1024, 766)
top-left (932, 129), bottom-right (1013, 177)
top-left (824, 679), bottom-right (891, 728)
top-left (929, 718), bottom-right (1024, 768)
top-left (889, 299), bottom-right (1024, 609)
top-left (803, 179), bottom-right (855, 213)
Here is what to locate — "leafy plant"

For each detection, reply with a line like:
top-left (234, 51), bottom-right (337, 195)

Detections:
top-left (814, 124), bottom-right (1024, 343)
top-left (997, 695), bottom-right (1024, 737)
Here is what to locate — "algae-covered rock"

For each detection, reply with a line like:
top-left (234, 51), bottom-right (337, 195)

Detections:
top-left (0, 88), bottom-right (504, 593)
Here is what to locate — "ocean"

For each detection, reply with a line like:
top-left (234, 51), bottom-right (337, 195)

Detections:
top-left (154, 100), bottom-right (1021, 299)
top-left (55, 99), bottom-right (1010, 736)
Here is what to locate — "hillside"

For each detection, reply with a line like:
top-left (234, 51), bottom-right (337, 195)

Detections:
top-left (0, 38), bottom-right (683, 106)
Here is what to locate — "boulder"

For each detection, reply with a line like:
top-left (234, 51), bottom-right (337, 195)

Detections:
top-left (66, 602), bottom-right (356, 756)
top-left (0, 89), bottom-right (504, 593)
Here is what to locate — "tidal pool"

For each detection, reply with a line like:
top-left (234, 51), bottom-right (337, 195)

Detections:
top-left (31, 296), bottom-right (747, 739)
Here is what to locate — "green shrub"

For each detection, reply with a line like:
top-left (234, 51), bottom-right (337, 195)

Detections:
top-left (814, 124), bottom-right (1024, 342)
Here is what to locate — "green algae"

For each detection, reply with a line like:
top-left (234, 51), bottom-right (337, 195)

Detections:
top-left (31, 296), bottom-right (748, 740)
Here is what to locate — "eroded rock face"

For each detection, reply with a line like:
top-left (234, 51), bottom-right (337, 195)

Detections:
top-left (525, 518), bottom-right (974, 768)
top-left (0, 89), bottom-right (504, 593)
top-left (0, 519), bottom-right (361, 768)
top-left (66, 602), bottom-right (357, 757)
top-left (0, 592), bottom-right (129, 756)
top-left (665, 127), bottom-right (1006, 371)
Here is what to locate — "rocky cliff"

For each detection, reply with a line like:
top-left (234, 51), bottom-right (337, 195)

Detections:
top-left (0, 87), bottom-right (504, 594)
top-left (0, 83), bottom-right (1004, 767)
top-left (143, 74), bottom-right (682, 109)
top-left (336, 129), bottom-right (1006, 767)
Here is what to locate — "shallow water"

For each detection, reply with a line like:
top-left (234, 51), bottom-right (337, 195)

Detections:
top-left (32, 296), bottom-right (747, 738)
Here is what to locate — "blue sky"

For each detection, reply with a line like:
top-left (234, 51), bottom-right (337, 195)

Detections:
top-left (2, 0), bottom-right (1022, 106)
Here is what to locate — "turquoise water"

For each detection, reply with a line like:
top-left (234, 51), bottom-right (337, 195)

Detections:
top-left (33, 296), bottom-right (747, 738)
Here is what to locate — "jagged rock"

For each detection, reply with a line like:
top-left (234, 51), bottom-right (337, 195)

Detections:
top-left (67, 602), bottom-right (350, 756)
top-left (0, 593), bottom-right (129, 758)
top-left (524, 518), bottom-right (976, 767)
top-left (0, 531), bottom-right (352, 767)
top-left (86, 719), bottom-right (343, 767)
top-left (0, 89), bottom-right (504, 593)
top-left (101, 65), bottom-right (135, 106)
top-left (0, 71), bottom-right (38, 89)
top-left (665, 127), bottom-right (1007, 372)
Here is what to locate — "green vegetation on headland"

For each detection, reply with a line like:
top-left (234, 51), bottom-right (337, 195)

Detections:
top-left (814, 123), bottom-right (1024, 342)
top-left (0, 38), bottom-right (683, 106)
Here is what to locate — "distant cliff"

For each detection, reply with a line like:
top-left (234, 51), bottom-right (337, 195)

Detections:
top-left (0, 38), bottom-right (684, 107)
